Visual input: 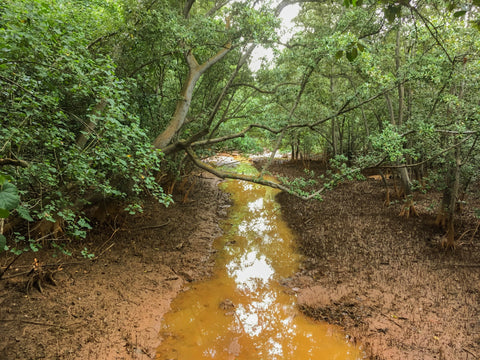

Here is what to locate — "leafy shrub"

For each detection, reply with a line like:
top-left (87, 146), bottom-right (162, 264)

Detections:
top-left (0, 0), bottom-right (171, 254)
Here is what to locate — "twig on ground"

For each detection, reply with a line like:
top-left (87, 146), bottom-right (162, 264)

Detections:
top-left (463, 347), bottom-right (478, 359)
top-left (124, 219), bottom-right (171, 231)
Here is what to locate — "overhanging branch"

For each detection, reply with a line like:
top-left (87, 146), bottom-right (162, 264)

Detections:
top-left (0, 158), bottom-right (29, 168)
top-left (163, 84), bottom-right (401, 155)
top-left (185, 146), bottom-right (327, 200)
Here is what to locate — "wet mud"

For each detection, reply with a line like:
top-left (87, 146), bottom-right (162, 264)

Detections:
top-left (1, 159), bottom-right (479, 359)
top-left (261, 160), bottom-right (480, 360)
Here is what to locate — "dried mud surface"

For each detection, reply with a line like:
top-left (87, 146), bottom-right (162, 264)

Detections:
top-left (0, 173), bottom-right (231, 360)
top-left (261, 160), bottom-right (480, 360)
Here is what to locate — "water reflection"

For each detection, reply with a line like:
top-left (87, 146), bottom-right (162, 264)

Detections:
top-left (156, 160), bottom-right (363, 360)
top-left (226, 251), bottom-right (273, 292)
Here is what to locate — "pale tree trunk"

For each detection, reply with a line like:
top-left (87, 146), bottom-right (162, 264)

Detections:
top-left (384, 92), bottom-right (395, 126)
top-left (436, 60), bottom-right (467, 248)
top-left (76, 99), bottom-right (107, 149)
top-left (330, 73), bottom-right (337, 156)
top-left (153, 46), bottom-right (231, 149)
top-left (393, 23), bottom-right (416, 217)
top-left (361, 106), bottom-right (372, 152)
top-left (437, 147), bottom-right (461, 248)
top-left (395, 28), bottom-right (404, 126)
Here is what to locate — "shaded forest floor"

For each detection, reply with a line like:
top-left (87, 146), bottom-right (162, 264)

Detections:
top-left (258, 159), bottom-right (480, 360)
top-left (1, 159), bottom-right (479, 359)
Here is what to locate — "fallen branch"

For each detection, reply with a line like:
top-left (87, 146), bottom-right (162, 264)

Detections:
top-left (463, 347), bottom-right (478, 359)
top-left (0, 319), bottom-right (69, 329)
top-left (124, 219), bottom-right (171, 231)
top-left (0, 252), bottom-right (23, 280)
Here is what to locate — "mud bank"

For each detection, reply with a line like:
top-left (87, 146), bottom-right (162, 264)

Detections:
top-left (0, 174), bottom-right (230, 360)
top-left (265, 160), bottom-right (480, 360)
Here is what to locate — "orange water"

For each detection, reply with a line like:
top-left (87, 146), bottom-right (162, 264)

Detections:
top-left (156, 163), bottom-right (363, 359)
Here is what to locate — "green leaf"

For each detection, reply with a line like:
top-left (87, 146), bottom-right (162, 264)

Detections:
top-left (17, 206), bottom-right (34, 221)
top-left (474, 0), bottom-right (480, 6)
top-left (384, 5), bottom-right (401, 22)
top-left (471, 19), bottom-right (480, 31)
top-left (454, 10), bottom-right (467, 17)
top-left (446, 2), bottom-right (456, 11)
top-left (346, 47), bottom-right (358, 62)
top-left (0, 209), bottom-right (9, 218)
top-left (335, 50), bottom-right (344, 60)
top-left (0, 182), bottom-right (20, 212)
top-left (0, 174), bottom-right (13, 185)
top-left (0, 234), bottom-right (6, 252)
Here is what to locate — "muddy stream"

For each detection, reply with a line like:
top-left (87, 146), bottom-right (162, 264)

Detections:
top-left (155, 160), bottom-right (363, 359)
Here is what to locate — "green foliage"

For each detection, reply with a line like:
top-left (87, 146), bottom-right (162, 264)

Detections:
top-left (0, 0), bottom-right (171, 255)
top-left (370, 125), bottom-right (407, 162)
top-left (0, 175), bottom-right (19, 218)
top-left (279, 168), bottom-right (319, 198)
top-left (81, 247), bottom-right (95, 259)
top-left (0, 174), bottom-right (30, 253)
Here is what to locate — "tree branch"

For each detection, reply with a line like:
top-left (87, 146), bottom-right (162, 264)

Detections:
top-left (0, 158), bottom-right (29, 168)
top-left (379, 134), bottom-right (474, 169)
top-left (409, 5), bottom-right (454, 64)
top-left (230, 82), bottom-right (299, 94)
top-left (163, 84), bottom-right (401, 155)
top-left (185, 146), bottom-right (327, 200)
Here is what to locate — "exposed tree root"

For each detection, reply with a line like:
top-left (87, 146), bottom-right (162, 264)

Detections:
top-left (25, 259), bottom-right (58, 294)
top-left (435, 208), bottom-right (459, 249)
top-left (435, 208), bottom-right (448, 229)
top-left (440, 219), bottom-right (456, 250)
top-left (384, 188), bottom-right (390, 206)
top-left (398, 197), bottom-right (418, 218)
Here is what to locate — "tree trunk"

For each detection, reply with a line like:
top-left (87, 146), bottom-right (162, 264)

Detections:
top-left (153, 46), bottom-right (231, 150)
top-left (385, 92), bottom-right (395, 126)
top-left (437, 146), bottom-right (461, 248)
top-left (76, 99), bottom-right (107, 149)
top-left (395, 28), bottom-right (404, 126)
top-left (393, 23), bottom-right (417, 218)
top-left (330, 74), bottom-right (337, 156)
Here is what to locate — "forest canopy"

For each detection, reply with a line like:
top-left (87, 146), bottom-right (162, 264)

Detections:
top-left (1, 0), bottom-right (480, 253)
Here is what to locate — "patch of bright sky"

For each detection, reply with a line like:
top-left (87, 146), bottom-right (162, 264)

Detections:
top-left (250, 3), bottom-right (301, 72)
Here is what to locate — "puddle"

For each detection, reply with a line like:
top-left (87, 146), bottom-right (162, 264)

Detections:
top-left (156, 160), bottom-right (363, 359)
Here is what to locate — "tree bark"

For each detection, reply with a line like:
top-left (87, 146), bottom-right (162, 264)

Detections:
top-left (330, 73), bottom-right (337, 156)
top-left (395, 28), bottom-right (404, 126)
top-left (152, 46), bottom-right (232, 149)
top-left (76, 99), bottom-right (107, 149)
top-left (385, 92), bottom-right (395, 126)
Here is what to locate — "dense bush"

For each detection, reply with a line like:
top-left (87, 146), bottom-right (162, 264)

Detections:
top-left (0, 0), bottom-right (171, 254)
